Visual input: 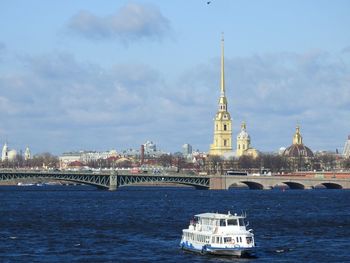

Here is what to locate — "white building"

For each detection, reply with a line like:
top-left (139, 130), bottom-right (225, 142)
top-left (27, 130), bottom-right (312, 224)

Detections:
top-left (1, 142), bottom-right (18, 161)
top-left (59, 150), bottom-right (118, 168)
top-left (24, 146), bottom-right (31, 160)
top-left (182, 143), bottom-right (193, 158)
top-left (343, 135), bottom-right (350, 158)
top-left (144, 141), bottom-right (157, 154)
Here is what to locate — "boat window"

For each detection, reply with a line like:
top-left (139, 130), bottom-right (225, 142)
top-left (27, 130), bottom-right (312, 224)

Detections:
top-left (236, 237), bottom-right (239, 243)
top-left (224, 237), bottom-right (232, 243)
top-left (238, 218), bottom-right (245, 226)
top-left (246, 236), bottom-right (252, 244)
top-left (220, 219), bottom-right (226, 226)
top-left (240, 237), bottom-right (242, 242)
top-left (227, 219), bottom-right (238, 226)
top-left (216, 237), bottom-right (220, 243)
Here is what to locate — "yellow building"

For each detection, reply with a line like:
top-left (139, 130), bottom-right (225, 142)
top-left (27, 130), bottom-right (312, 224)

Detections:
top-left (209, 35), bottom-right (233, 156)
top-left (236, 122), bottom-right (259, 158)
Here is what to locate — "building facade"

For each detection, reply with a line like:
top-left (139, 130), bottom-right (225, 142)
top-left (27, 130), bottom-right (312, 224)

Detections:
top-left (1, 142), bottom-right (18, 161)
top-left (236, 122), bottom-right (250, 157)
top-left (59, 150), bottom-right (118, 169)
top-left (143, 141), bottom-right (157, 155)
top-left (209, 35), bottom-right (233, 156)
top-left (343, 135), bottom-right (350, 158)
top-left (182, 143), bottom-right (193, 157)
top-left (236, 122), bottom-right (259, 158)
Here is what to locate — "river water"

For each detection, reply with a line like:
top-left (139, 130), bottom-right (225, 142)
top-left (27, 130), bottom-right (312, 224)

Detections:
top-left (0, 185), bottom-right (349, 262)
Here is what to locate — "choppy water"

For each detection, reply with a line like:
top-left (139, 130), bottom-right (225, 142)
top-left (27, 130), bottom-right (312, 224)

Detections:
top-left (0, 185), bottom-right (349, 262)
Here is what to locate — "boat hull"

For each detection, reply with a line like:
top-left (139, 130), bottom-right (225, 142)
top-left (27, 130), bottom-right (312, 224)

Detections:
top-left (180, 241), bottom-right (254, 257)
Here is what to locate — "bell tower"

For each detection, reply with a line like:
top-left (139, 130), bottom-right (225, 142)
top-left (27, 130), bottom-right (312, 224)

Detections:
top-left (209, 34), bottom-right (233, 156)
top-left (237, 122), bottom-right (251, 157)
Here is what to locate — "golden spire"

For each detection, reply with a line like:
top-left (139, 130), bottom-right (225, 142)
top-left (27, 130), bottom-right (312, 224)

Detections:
top-left (217, 33), bottom-right (227, 112)
top-left (220, 32), bottom-right (225, 96)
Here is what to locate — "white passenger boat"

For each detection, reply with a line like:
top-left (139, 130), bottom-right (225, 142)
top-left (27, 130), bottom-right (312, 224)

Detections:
top-left (180, 212), bottom-right (255, 257)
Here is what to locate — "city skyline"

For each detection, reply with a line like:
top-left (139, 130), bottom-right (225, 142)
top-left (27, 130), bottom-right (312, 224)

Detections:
top-left (0, 0), bottom-right (349, 154)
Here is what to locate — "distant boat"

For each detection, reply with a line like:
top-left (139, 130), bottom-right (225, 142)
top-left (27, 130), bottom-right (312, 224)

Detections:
top-left (17, 182), bottom-right (34, 186)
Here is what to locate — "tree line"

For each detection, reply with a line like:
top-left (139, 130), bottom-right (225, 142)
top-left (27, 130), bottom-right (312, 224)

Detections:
top-left (1, 151), bottom-right (349, 173)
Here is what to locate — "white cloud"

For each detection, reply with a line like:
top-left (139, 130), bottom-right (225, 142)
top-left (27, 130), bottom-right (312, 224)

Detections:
top-left (0, 49), bottom-right (349, 154)
top-left (67, 2), bottom-right (171, 43)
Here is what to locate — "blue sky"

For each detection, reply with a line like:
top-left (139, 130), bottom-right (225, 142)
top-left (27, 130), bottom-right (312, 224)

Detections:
top-left (0, 0), bottom-right (349, 155)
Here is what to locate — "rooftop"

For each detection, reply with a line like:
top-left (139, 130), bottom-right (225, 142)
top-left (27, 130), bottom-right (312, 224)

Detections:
top-left (195, 212), bottom-right (245, 219)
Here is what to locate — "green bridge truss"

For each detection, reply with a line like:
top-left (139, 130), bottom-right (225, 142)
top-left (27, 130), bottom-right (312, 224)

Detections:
top-left (0, 170), bottom-right (210, 191)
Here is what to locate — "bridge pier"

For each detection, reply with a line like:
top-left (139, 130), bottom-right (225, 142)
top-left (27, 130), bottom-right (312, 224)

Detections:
top-left (109, 173), bottom-right (118, 191)
top-left (209, 176), bottom-right (227, 190)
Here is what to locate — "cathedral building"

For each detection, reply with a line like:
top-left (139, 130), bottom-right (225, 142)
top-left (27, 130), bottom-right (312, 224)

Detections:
top-left (209, 35), bottom-right (233, 156)
top-left (282, 126), bottom-right (314, 170)
top-left (1, 142), bottom-right (18, 161)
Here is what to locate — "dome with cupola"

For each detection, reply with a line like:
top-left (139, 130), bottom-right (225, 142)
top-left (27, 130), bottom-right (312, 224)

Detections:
top-left (237, 122), bottom-right (250, 140)
top-left (236, 122), bottom-right (259, 158)
top-left (283, 126), bottom-right (314, 158)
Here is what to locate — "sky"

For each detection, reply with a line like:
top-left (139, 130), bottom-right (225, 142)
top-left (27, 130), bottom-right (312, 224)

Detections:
top-left (0, 0), bottom-right (349, 155)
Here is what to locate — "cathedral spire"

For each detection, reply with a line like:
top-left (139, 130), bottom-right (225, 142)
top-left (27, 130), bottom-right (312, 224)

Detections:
top-left (209, 34), bottom-right (232, 156)
top-left (220, 32), bottom-right (225, 96)
top-left (218, 33), bottom-right (227, 112)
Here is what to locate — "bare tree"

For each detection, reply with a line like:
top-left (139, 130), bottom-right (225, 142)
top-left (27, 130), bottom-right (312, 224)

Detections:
top-left (158, 154), bottom-right (173, 167)
top-left (342, 158), bottom-right (350, 170)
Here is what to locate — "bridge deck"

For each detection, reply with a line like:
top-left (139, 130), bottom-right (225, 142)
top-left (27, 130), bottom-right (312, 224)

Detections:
top-left (1, 171), bottom-right (349, 190)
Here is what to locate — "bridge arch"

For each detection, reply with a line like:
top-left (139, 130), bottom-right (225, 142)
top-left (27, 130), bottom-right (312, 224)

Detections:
top-left (282, 181), bottom-right (305, 189)
top-left (240, 181), bottom-right (264, 190)
top-left (320, 182), bottom-right (343, 189)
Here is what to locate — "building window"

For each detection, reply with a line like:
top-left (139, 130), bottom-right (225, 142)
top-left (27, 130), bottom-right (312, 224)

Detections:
top-left (224, 139), bottom-right (227, 146)
top-left (224, 124), bottom-right (227, 131)
top-left (238, 144), bottom-right (240, 150)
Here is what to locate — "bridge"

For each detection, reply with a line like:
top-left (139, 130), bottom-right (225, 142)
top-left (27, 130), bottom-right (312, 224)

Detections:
top-left (0, 170), bottom-right (209, 191)
top-left (210, 175), bottom-right (350, 190)
top-left (0, 170), bottom-right (349, 190)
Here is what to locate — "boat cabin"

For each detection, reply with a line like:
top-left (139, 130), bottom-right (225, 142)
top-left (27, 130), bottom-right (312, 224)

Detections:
top-left (190, 212), bottom-right (247, 233)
